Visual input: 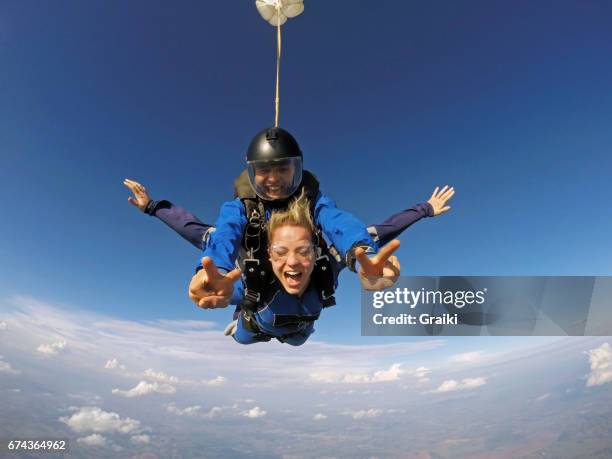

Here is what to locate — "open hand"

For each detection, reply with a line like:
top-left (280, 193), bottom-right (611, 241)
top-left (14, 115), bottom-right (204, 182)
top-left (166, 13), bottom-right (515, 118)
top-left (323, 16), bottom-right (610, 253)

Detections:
top-left (355, 240), bottom-right (401, 291)
top-left (123, 178), bottom-right (152, 212)
top-left (188, 257), bottom-right (241, 309)
top-left (427, 185), bottom-right (455, 216)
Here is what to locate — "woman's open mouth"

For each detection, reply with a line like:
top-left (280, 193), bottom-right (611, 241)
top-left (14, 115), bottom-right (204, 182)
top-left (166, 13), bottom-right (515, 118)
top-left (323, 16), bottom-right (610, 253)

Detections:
top-left (284, 270), bottom-right (303, 287)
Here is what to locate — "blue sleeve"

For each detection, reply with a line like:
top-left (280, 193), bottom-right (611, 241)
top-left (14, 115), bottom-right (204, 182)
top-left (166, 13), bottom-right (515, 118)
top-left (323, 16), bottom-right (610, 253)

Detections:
top-left (198, 199), bottom-right (246, 273)
top-left (369, 202), bottom-right (434, 246)
top-left (146, 200), bottom-right (212, 250)
top-left (314, 192), bottom-right (378, 265)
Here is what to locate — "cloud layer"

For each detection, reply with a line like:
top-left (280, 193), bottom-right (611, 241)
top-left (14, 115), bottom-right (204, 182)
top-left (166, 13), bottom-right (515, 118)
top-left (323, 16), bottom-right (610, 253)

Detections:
top-left (1, 295), bottom-right (608, 457)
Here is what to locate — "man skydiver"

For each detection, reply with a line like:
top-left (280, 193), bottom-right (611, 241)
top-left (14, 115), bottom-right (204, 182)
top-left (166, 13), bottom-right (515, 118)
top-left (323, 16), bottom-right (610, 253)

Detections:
top-left (187, 191), bottom-right (401, 345)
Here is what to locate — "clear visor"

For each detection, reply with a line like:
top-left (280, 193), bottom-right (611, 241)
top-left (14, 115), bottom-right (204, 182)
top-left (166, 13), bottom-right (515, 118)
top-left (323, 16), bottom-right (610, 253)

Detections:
top-left (246, 157), bottom-right (303, 201)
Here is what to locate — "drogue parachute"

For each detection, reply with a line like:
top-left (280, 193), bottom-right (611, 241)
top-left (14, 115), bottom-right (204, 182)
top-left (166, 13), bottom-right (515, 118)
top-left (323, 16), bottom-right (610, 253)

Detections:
top-left (254, 0), bottom-right (305, 126)
top-left (256, 0), bottom-right (304, 26)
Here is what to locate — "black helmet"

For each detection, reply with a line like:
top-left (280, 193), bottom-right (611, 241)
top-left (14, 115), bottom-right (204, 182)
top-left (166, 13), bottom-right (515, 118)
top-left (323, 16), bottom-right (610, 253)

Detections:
top-left (246, 127), bottom-right (303, 201)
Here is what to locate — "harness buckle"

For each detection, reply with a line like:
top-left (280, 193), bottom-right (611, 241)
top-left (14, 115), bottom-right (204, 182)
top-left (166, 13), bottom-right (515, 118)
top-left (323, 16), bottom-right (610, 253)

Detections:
top-left (244, 289), bottom-right (261, 304)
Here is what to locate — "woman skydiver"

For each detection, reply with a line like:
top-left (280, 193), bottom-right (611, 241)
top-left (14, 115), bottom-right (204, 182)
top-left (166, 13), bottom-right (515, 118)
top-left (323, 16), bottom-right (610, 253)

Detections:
top-left (187, 191), bottom-right (401, 345)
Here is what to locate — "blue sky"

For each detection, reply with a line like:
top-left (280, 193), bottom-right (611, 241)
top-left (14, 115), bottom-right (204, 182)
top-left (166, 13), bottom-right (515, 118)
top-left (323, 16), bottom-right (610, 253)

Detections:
top-left (2, 1), bottom-right (611, 346)
top-left (1, 1), bottom-right (612, 337)
top-left (1, 2), bottom-right (612, 456)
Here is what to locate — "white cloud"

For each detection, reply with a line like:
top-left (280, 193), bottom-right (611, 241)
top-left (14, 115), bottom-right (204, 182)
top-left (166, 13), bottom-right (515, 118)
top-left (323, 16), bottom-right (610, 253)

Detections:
top-left (77, 434), bottom-right (107, 447)
top-left (202, 375), bottom-right (226, 386)
top-left (313, 413), bottom-right (327, 421)
top-left (371, 363), bottom-right (404, 382)
top-left (343, 409), bottom-right (383, 419)
top-left (112, 381), bottom-right (176, 398)
top-left (104, 359), bottom-right (126, 371)
top-left (37, 340), bottom-right (67, 355)
top-left (536, 393), bottom-right (551, 402)
top-left (414, 367), bottom-right (430, 378)
top-left (144, 369), bottom-right (179, 384)
top-left (413, 366), bottom-right (431, 383)
top-left (165, 402), bottom-right (224, 419)
top-left (430, 377), bottom-right (487, 393)
top-left (311, 363), bottom-right (405, 385)
top-left (59, 406), bottom-right (142, 434)
top-left (166, 402), bottom-right (201, 416)
top-left (0, 356), bottom-right (21, 375)
top-left (586, 342), bottom-right (612, 387)
top-left (241, 406), bottom-right (266, 418)
top-left (130, 434), bottom-right (150, 444)
top-left (0, 320), bottom-right (7, 330)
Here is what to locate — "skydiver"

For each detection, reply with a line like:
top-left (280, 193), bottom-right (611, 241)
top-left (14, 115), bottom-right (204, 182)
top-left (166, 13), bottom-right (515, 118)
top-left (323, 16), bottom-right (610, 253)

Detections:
top-left (187, 192), bottom-right (401, 345)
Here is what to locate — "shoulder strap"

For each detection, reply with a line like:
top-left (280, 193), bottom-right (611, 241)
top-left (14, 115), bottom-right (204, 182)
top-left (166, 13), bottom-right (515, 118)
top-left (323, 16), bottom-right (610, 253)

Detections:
top-left (240, 196), bottom-right (270, 315)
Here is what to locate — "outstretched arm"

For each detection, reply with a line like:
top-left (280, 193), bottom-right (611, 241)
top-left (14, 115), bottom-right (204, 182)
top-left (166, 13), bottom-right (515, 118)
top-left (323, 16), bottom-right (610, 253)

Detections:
top-left (123, 178), bottom-right (212, 250)
top-left (369, 185), bottom-right (455, 246)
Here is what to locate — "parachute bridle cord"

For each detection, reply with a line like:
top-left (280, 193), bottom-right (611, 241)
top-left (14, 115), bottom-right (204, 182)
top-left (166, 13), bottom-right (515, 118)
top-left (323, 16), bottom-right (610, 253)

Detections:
top-left (256, 0), bottom-right (304, 127)
top-left (274, 2), bottom-right (282, 127)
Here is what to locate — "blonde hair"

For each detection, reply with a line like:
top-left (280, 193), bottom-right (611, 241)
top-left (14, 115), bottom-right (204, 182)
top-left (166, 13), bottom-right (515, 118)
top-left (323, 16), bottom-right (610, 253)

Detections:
top-left (267, 189), bottom-right (315, 243)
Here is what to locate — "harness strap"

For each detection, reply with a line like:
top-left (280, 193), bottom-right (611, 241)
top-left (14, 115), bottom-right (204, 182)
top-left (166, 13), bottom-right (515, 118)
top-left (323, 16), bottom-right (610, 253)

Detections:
top-left (273, 313), bottom-right (320, 327)
top-left (311, 227), bottom-right (337, 307)
top-left (241, 199), bottom-right (272, 318)
top-left (311, 253), bottom-right (336, 307)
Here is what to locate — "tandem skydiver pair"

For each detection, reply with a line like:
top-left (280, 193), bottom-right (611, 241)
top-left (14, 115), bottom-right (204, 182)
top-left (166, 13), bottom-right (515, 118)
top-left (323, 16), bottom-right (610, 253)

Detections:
top-left (124, 127), bottom-right (455, 345)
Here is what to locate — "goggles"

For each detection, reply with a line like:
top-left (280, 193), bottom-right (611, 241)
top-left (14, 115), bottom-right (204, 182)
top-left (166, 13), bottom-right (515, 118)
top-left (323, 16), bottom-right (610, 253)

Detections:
top-left (269, 243), bottom-right (314, 263)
